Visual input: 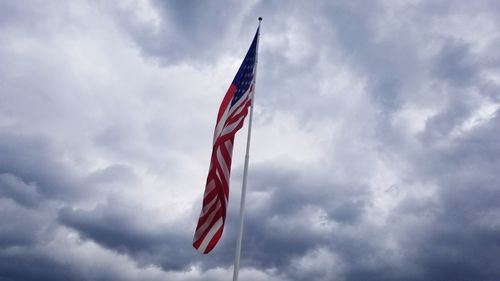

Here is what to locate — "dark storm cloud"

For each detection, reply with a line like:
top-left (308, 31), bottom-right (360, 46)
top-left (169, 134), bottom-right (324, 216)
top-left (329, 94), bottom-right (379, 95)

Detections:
top-left (0, 133), bottom-right (81, 200)
top-left (58, 200), bottom-right (195, 271)
top-left (0, 132), bottom-right (136, 202)
top-left (59, 204), bottom-right (165, 252)
top-left (0, 200), bottom-right (44, 248)
top-left (198, 160), bottom-right (372, 280)
top-left (397, 111), bottom-right (500, 281)
top-left (57, 196), bottom-right (263, 272)
top-left (0, 251), bottom-right (82, 281)
top-left (0, 173), bottom-right (40, 208)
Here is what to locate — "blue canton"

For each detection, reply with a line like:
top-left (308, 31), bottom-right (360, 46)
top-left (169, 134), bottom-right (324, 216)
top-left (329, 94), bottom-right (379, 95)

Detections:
top-left (230, 28), bottom-right (258, 107)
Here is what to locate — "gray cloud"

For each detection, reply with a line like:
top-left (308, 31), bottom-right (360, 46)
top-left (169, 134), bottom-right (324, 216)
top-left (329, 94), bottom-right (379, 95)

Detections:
top-left (58, 199), bottom-right (193, 271)
top-left (0, 133), bottom-right (82, 200)
top-left (0, 173), bottom-right (41, 208)
top-left (102, 0), bottom-right (257, 65)
top-left (0, 252), bottom-right (82, 281)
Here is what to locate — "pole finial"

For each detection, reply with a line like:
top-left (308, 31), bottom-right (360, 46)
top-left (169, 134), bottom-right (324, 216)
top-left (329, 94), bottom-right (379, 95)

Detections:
top-left (258, 17), bottom-right (262, 21)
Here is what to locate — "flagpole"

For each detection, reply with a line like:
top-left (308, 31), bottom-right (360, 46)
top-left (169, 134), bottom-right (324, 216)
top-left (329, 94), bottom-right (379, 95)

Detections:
top-left (232, 17), bottom-right (262, 281)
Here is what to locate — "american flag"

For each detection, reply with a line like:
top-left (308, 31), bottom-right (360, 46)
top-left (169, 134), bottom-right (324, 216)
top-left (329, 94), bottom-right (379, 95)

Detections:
top-left (193, 27), bottom-right (260, 254)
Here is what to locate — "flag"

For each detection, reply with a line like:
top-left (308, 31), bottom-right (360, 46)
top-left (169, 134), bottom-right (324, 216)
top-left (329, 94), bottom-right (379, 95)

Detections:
top-left (193, 27), bottom-right (260, 254)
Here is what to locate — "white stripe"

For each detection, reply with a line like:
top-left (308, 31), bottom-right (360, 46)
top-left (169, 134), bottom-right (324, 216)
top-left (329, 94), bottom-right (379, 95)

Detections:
top-left (214, 106), bottom-right (230, 142)
top-left (194, 201), bottom-right (221, 240)
top-left (226, 78), bottom-right (255, 117)
top-left (215, 168), bottom-right (222, 184)
top-left (203, 180), bottom-right (216, 198)
top-left (229, 80), bottom-right (252, 110)
top-left (226, 140), bottom-right (233, 152)
top-left (226, 95), bottom-right (250, 121)
top-left (197, 217), bottom-right (223, 253)
top-left (220, 115), bottom-right (245, 137)
top-left (217, 147), bottom-right (230, 182)
top-left (227, 92), bottom-right (251, 119)
top-left (212, 78), bottom-right (255, 142)
top-left (226, 100), bottom-right (248, 123)
top-left (212, 170), bottom-right (228, 204)
top-left (201, 194), bottom-right (218, 216)
top-left (227, 92), bottom-right (249, 117)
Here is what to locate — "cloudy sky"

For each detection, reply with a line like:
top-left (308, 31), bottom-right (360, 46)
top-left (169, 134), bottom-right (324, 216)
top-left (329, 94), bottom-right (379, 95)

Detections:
top-left (1, 1), bottom-right (500, 280)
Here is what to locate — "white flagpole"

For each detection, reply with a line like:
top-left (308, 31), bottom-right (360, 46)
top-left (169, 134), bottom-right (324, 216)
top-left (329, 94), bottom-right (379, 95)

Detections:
top-left (232, 17), bottom-right (262, 281)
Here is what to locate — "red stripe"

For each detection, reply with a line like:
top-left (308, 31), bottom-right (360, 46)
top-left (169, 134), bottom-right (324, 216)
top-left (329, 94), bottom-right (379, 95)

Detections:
top-left (217, 105), bottom-right (251, 144)
top-left (215, 163), bottom-right (229, 186)
top-left (220, 140), bottom-right (234, 195)
top-left (194, 210), bottom-right (220, 243)
top-left (197, 195), bottom-right (220, 224)
top-left (193, 208), bottom-right (224, 249)
top-left (225, 107), bottom-right (249, 129)
top-left (213, 105), bottom-right (252, 148)
top-left (219, 140), bottom-right (233, 170)
top-left (225, 95), bottom-right (250, 122)
top-left (217, 84), bottom-right (236, 123)
top-left (227, 97), bottom-right (252, 120)
top-left (203, 226), bottom-right (224, 254)
top-left (223, 94), bottom-right (252, 127)
top-left (198, 197), bottom-right (219, 221)
top-left (202, 186), bottom-right (218, 205)
top-left (211, 168), bottom-right (227, 217)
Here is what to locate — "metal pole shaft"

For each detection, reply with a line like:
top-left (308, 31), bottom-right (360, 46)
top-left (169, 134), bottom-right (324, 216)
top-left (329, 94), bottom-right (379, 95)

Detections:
top-left (232, 104), bottom-right (253, 281)
top-left (232, 18), bottom-right (261, 281)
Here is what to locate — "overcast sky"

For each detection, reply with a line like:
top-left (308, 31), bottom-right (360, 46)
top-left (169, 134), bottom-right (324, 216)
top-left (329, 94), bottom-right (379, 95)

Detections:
top-left (1, 1), bottom-right (500, 280)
